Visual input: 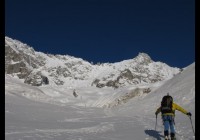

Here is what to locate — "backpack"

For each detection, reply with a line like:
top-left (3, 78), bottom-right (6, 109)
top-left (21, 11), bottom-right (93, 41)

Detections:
top-left (161, 95), bottom-right (173, 114)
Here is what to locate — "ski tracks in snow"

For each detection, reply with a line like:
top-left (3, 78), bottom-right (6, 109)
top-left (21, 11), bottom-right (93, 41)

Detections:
top-left (6, 122), bottom-right (114, 140)
top-left (134, 114), bottom-right (195, 140)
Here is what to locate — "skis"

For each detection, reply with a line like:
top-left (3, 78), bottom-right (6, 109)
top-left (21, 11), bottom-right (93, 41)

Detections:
top-left (164, 136), bottom-right (169, 140)
top-left (164, 136), bottom-right (176, 140)
top-left (171, 138), bottom-right (176, 140)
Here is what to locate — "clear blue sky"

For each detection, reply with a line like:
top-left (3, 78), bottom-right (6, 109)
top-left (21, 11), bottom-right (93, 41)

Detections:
top-left (5, 0), bottom-right (195, 68)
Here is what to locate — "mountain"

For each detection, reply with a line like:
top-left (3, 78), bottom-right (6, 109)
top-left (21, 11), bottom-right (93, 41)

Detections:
top-left (5, 61), bottom-right (195, 140)
top-left (5, 36), bottom-right (180, 88)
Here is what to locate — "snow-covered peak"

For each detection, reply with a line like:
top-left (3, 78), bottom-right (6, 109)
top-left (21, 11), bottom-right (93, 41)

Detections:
top-left (5, 36), bottom-right (35, 56)
top-left (5, 36), bottom-right (181, 88)
top-left (133, 52), bottom-right (153, 64)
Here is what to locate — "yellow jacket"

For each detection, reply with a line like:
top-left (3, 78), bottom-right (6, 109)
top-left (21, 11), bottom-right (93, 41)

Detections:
top-left (155, 102), bottom-right (188, 116)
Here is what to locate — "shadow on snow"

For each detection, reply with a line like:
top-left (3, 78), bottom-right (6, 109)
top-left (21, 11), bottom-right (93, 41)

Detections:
top-left (144, 129), bottom-right (164, 140)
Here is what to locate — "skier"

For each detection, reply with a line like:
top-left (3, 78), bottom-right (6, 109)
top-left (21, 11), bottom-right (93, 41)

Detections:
top-left (155, 93), bottom-right (192, 140)
top-left (73, 89), bottom-right (78, 98)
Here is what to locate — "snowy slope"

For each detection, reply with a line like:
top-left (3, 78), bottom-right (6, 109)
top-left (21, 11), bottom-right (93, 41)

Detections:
top-left (5, 63), bottom-right (195, 140)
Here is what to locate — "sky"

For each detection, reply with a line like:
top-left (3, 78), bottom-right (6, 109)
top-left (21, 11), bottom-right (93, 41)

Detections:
top-left (5, 0), bottom-right (195, 68)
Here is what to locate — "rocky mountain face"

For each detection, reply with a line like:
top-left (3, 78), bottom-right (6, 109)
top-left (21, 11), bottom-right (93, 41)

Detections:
top-left (5, 36), bottom-right (180, 88)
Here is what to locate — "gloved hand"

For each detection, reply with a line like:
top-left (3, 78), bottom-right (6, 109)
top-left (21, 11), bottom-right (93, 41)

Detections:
top-left (187, 112), bottom-right (192, 116)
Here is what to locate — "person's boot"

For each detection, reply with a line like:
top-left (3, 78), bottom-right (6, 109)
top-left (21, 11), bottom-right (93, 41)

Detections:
top-left (164, 136), bottom-right (169, 140)
top-left (170, 132), bottom-right (176, 140)
top-left (164, 131), bottom-right (169, 140)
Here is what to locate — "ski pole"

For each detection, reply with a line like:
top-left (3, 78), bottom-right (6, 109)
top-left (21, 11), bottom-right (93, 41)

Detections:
top-left (155, 115), bottom-right (157, 131)
top-left (189, 116), bottom-right (195, 136)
